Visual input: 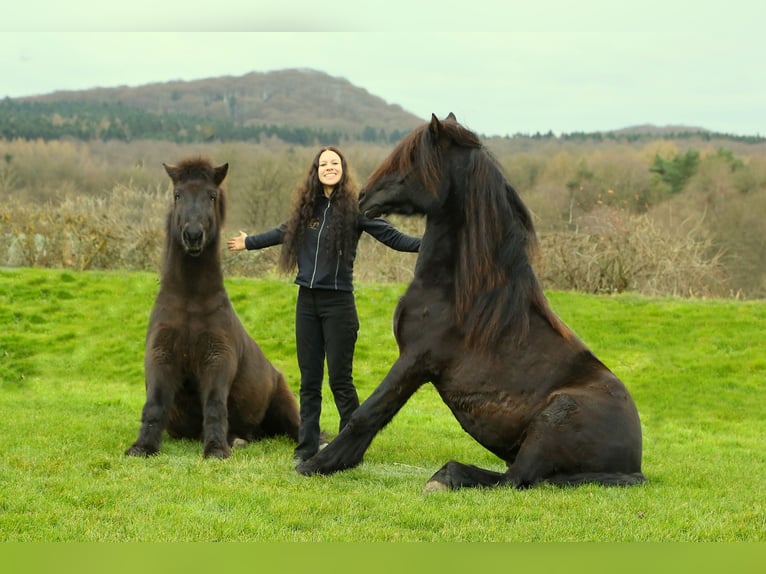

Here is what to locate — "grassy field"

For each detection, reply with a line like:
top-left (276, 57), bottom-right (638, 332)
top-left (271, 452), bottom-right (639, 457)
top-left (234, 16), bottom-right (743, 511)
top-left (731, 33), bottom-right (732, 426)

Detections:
top-left (0, 267), bottom-right (764, 542)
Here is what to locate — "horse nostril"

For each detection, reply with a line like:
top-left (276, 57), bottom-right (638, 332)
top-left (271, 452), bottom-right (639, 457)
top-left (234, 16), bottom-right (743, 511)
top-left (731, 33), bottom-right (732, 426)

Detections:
top-left (183, 227), bottom-right (204, 245)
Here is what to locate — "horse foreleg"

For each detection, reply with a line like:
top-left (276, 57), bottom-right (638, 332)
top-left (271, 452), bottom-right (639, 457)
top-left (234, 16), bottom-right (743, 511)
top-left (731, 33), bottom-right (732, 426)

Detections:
top-left (125, 373), bottom-right (176, 457)
top-left (296, 356), bottom-right (424, 475)
top-left (201, 382), bottom-right (231, 459)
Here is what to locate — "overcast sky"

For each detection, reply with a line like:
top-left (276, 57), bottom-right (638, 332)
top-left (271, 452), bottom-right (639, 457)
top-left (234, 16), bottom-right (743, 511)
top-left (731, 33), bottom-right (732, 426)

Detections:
top-left (2, 1), bottom-right (763, 137)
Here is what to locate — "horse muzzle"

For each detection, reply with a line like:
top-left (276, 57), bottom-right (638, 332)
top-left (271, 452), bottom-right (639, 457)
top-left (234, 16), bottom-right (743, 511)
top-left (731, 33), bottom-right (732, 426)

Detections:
top-left (182, 225), bottom-right (206, 256)
top-left (359, 194), bottom-right (381, 219)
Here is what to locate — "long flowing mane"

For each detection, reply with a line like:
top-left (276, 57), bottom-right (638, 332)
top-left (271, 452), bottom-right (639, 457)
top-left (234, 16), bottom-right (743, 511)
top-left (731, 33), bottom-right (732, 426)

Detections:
top-left (369, 119), bottom-right (566, 349)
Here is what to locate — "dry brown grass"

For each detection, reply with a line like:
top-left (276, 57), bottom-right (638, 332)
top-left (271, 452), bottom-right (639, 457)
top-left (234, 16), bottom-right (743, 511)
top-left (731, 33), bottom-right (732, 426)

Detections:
top-left (1, 137), bottom-right (762, 297)
top-left (538, 208), bottom-right (730, 297)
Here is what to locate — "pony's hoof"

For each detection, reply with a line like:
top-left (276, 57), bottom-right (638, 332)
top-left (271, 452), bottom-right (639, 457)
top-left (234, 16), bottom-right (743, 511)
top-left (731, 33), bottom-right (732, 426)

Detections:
top-left (295, 460), bottom-right (316, 476)
top-left (204, 446), bottom-right (231, 459)
top-left (231, 438), bottom-right (248, 449)
top-left (125, 444), bottom-right (157, 457)
top-left (423, 480), bottom-right (451, 493)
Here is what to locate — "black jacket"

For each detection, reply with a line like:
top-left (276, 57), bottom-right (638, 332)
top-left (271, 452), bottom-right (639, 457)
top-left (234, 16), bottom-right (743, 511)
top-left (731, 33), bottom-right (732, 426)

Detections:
top-left (244, 194), bottom-right (420, 292)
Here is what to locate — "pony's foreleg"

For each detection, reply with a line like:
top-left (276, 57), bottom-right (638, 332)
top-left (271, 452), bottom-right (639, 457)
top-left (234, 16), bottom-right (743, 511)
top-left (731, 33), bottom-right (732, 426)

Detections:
top-left (200, 376), bottom-right (233, 459)
top-left (125, 371), bottom-right (177, 457)
top-left (296, 356), bottom-right (424, 475)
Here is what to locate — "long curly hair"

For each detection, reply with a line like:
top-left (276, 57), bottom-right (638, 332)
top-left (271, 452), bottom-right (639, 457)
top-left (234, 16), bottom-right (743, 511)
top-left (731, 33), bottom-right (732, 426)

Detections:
top-left (279, 146), bottom-right (360, 273)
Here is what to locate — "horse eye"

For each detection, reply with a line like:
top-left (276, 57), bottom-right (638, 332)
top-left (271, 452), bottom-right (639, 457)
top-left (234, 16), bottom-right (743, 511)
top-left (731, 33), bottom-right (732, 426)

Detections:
top-left (210, 194), bottom-right (217, 202)
top-left (174, 192), bottom-right (180, 201)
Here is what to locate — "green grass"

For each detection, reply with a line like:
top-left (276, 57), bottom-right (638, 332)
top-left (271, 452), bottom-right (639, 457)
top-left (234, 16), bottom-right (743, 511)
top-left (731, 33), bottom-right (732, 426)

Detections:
top-left (0, 267), bottom-right (764, 541)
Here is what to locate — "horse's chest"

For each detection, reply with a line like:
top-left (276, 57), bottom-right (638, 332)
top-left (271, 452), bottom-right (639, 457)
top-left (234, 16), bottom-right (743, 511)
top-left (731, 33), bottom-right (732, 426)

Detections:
top-left (147, 318), bottom-right (232, 374)
top-left (395, 296), bottom-right (452, 345)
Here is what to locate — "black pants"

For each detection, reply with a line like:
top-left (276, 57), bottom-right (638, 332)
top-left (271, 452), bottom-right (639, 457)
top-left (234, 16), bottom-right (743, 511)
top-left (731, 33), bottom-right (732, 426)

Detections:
top-left (293, 287), bottom-right (360, 459)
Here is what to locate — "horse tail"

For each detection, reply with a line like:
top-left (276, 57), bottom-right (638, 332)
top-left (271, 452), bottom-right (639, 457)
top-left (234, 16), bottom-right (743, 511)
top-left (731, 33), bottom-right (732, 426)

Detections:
top-left (544, 472), bottom-right (647, 487)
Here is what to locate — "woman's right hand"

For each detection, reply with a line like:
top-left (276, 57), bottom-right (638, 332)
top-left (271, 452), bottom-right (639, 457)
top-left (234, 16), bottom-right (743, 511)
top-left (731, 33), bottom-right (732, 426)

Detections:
top-left (227, 230), bottom-right (248, 251)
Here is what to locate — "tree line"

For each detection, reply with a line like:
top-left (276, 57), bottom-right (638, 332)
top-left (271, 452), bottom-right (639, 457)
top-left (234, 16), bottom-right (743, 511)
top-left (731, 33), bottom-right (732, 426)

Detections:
top-left (4, 98), bottom-right (764, 147)
top-left (0, 99), bottom-right (412, 146)
top-left (1, 129), bottom-right (765, 298)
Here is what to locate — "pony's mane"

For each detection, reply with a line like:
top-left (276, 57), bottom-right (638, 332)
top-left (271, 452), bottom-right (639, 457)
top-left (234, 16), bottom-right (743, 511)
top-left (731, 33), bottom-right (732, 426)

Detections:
top-left (367, 120), bottom-right (482, 197)
top-left (375, 118), bottom-right (566, 350)
top-left (171, 157), bottom-right (218, 182)
top-left (456, 146), bottom-right (561, 349)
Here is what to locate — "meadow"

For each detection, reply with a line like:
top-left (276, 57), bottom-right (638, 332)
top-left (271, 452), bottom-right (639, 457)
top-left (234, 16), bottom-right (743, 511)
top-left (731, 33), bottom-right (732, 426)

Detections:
top-left (0, 267), bottom-right (764, 542)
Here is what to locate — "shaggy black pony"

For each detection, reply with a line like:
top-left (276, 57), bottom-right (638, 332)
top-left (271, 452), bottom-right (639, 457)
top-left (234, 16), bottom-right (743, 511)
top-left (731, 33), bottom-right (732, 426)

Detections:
top-left (298, 115), bottom-right (645, 489)
top-left (126, 158), bottom-right (299, 459)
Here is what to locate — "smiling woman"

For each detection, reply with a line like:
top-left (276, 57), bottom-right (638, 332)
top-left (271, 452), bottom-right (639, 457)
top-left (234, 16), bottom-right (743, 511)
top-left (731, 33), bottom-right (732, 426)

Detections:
top-left (227, 145), bottom-right (421, 464)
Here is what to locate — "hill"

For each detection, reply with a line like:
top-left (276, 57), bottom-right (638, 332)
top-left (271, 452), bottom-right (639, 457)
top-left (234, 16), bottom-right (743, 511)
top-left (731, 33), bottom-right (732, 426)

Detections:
top-left (9, 67), bottom-right (764, 145)
top-left (12, 68), bottom-right (424, 144)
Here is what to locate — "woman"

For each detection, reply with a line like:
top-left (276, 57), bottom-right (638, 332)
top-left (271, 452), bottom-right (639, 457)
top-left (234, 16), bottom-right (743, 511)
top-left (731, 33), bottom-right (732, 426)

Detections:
top-left (228, 146), bottom-right (420, 463)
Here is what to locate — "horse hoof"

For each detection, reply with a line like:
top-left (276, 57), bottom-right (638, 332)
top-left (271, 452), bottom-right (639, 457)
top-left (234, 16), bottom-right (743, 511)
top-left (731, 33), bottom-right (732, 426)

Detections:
top-left (204, 447), bottom-right (231, 459)
top-left (423, 480), bottom-right (451, 493)
top-left (125, 445), bottom-right (156, 457)
top-left (231, 438), bottom-right (248, 449)
top-left (295, 461), bottom-right (315, 476)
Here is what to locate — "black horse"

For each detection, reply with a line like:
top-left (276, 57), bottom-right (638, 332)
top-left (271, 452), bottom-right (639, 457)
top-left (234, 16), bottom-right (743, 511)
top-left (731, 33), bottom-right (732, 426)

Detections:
top-left (126, 157), bottom-right (299, 459)
top-left (298, 114), bottom-right (645, 489)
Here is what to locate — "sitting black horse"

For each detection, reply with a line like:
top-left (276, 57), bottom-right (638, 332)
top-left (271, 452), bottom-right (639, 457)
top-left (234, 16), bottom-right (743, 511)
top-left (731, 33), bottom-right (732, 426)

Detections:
top-left (298, 114), bottom-right (645, 489)
top-left (126, 157), bottom-right (299, 459)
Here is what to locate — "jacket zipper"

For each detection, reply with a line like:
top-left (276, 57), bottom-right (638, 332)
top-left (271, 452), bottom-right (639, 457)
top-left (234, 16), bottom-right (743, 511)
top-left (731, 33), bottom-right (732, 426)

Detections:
top-left (334, 251), bottom-right (341, 290)
top-left (309, 200), bottom-right (332, 288)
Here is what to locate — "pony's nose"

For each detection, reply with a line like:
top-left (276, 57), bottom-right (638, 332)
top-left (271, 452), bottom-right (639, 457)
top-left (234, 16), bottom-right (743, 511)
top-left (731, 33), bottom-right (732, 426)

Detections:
top-left (182, 224), bottom-right (205, 251)
top-left (183, 228), bottom-right (203, 244)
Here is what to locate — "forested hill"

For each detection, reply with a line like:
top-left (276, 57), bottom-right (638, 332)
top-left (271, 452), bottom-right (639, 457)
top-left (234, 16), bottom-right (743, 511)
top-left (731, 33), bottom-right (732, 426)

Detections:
top-left (2, 67), bottom-right (764, 146)
top-left (1, 68), bottom-right (425, 145)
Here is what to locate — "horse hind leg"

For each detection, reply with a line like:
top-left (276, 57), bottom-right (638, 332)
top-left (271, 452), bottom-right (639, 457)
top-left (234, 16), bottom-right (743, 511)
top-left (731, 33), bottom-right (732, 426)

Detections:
top-left (259, 370), bottom-right (300, 442)
top-left (424, 462), bottom-right (509, 492)
top-left (545, 471), bottom-right (647, 487)
top-left (503, 393), bottom-right (645, 488)
top-left (424, 392), bottom-right (646, 491)
top-left (424, 440), bottom-right (565, 491)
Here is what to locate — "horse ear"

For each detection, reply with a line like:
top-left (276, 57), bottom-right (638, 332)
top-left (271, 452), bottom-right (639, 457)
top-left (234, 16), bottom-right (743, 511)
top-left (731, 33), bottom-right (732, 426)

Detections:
top-left (163, 163), bottom-right (180, 183)
top-left (447, 112), bottom-right (457, 121)
top-left (429, 113), bottom-right (443, 139)
top-left (214, 163), bottom-right (229, 186)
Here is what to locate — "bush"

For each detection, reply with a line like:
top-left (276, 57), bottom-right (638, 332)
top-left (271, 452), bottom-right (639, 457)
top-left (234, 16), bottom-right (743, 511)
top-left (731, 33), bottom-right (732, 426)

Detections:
top-left (539, 208), bottom-right (730, 297)
top-left (1, 136), bottom-right (762, 298)
top-left (0, 184), bottom-right (165, 272)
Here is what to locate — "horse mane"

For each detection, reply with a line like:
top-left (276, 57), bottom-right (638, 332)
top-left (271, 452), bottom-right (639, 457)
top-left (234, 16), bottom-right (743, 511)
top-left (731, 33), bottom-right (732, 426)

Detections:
top-left (167, 156), bottom-right (220, 183)
top-left (367, 117), bottom-right (482, 198)
top-left (456, 145), bottom-right (563, 349)
top-left (374, 118), bottom-right (567, 350)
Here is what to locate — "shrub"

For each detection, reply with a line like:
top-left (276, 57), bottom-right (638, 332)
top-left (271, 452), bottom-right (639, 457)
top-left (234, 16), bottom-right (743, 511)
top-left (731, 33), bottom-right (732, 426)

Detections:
top-left (539, 208), bottom-right (730, 297)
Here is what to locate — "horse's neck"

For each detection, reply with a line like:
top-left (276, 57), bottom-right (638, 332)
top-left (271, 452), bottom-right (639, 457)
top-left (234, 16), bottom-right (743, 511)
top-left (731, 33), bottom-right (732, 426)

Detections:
top-left (413, 216), bottom-right (456, 285)
top-left (161, 241), bottom-right (225, 296)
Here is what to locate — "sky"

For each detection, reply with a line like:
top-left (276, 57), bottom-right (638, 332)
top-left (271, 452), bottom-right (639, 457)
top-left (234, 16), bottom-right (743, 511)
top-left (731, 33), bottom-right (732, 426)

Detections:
top-left (1, 1), bottom-right (763, 138)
